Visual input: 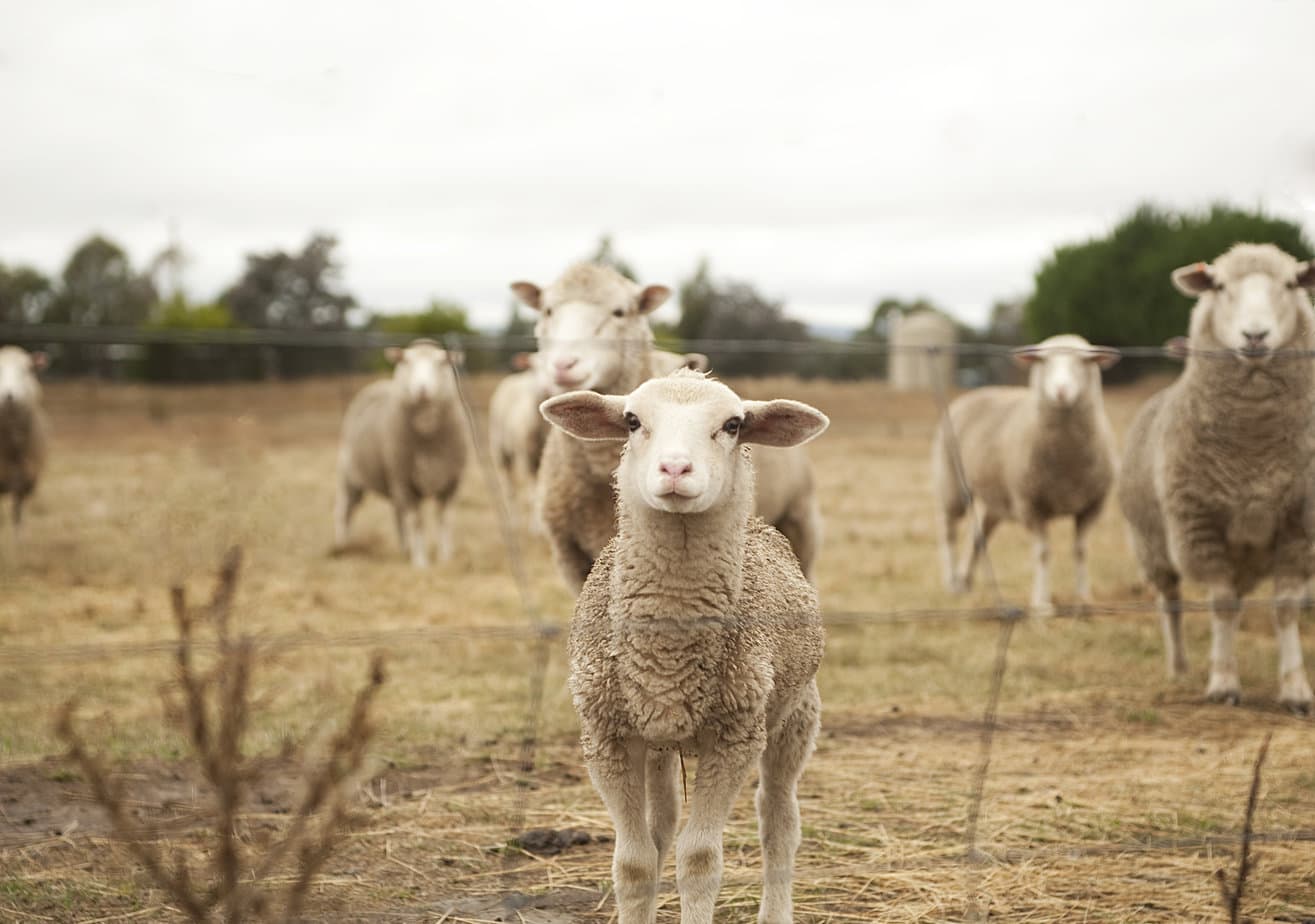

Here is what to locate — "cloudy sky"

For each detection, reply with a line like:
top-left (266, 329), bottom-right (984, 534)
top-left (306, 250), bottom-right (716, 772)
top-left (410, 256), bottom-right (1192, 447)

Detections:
top-left (3, 1), bottom-right (1313, 331)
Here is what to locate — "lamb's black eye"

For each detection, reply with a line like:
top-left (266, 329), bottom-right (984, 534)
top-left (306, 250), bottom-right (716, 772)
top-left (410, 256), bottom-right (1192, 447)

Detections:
top-left (625, 412), bottom-right (641, 432)
top-left (612, 307), bottom-right (625, 317)
top-left (722, 417), bottom-right (742, 436)
top-left (543, 308), bottom-right (552, 317)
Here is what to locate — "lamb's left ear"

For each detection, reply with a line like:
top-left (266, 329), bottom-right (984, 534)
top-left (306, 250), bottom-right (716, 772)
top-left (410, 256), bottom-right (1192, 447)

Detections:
top-left (444, 349), bottom-right (465, 368)
top-left (637, 285), bottom-right (671, 315)
top-left (1296, 261), bottom-right (1315, 291)
top-left (1011, 345), bottom-right (1043, 368)
top-left (741, 400), bottom-right (829, 447)
top-left (540, 392), bottom-right (629, 441)
top-left (1084, 346), bottom-right (1121, 369)
top-left (384, 347), bottom-right (404, 365)
top-left (30, 352), bottom-right (48, 372)
top-left (1172, 261), bottom-right (1217, 296)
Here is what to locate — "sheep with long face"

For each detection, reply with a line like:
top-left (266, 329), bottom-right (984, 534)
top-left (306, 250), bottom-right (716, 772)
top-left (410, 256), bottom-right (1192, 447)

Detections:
top-left (542, 370), bottom-right (828, 924)
top-left (0, 346), bottom-right (49, 531)
top-left (931, 334), bottom-right (1120, 614)
top-left (1120, 243), bottom-right (1315, 711)
top-left (334, 340), bottom-right (466, 567)
top-left (514, 262), bottom-right (825, 591)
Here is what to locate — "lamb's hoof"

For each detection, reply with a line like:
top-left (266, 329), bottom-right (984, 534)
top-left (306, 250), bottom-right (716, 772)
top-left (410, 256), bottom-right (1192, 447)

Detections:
top-left (1278, 673), bottom-right (1313, 715)
top-left (1205, 684), bottom-right (1241, 706)
top-left (1030, 602), bottom-right (1055, 619)
top-left (945, 576), bottom-right (969, 594)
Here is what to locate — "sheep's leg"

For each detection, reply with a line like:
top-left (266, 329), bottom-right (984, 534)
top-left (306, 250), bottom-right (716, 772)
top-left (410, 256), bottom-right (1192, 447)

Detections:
top-left (756, 682), bottom-right (820, 924)
top-left (1272, 577), bottom-right (1313, 714)
top-left (1158, 577), bottom-right (1188, 678)
top-left (1073, 505), bottom-right (1102, 607)
top-left (333, 482), bottom-right (364, 550)
top-left (1205, 585), bottom-right (1241, 705)
top-left (939, 511), bottom-right (962, 593)
top-left (956, 512), bottom-right (998, 592)
top-left (677, 738), bottom-right (759, 924)
top-left (435, 500), bottom-right (454, 563)
top-left (593, 738), bottom-right (660, 924)
top-left (392, 494), bottom-right (429, 568)
top-left (1029, 520), bottom-right (1053, 616)
top-left (646, 749), bottom-right (680, 869)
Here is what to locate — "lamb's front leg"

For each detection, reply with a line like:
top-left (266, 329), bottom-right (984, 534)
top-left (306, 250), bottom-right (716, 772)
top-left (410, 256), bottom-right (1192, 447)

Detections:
top-left (1273, 576), bottom-right (1313, 714)
top-left (646, 749), bottom-right (680, 868)
top-left (1206, 583), bottom-right (1241, 705)
top-left (591, 737), bottom-right (660, 924)
top-left (757, 683), bottom-right (820, 924)
top-left (678, 735), bottom-right (760, 924)
top-left (1073, 504), bottom-right (1102, 609)
top-left (1029, 519), bottom-right (1053, 617)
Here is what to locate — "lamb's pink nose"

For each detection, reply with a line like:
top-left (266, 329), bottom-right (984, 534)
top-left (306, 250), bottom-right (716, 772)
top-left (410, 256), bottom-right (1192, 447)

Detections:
top-left (659, 457), bottom-right (692, 478)
top-left (553, 356), bottom-right (579, 372)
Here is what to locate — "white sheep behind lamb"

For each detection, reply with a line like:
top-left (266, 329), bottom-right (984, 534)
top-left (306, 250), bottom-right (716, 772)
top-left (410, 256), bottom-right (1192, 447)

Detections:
top-left (334, 340), bottom-right (466, 567)
top-left (0, 346), bottom-right (49, 532)
top-left (931, 334), bottom-right (1120, 614)
top-left (1120, 243), bottom-right (1315, 711)
top-left (541, 370), bottom-right (829, 924)
top-left (488, 353), bottom-right (550, 530)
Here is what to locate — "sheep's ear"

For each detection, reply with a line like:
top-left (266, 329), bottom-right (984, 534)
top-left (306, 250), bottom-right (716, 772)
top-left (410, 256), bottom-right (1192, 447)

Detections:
top-left (540, 392), bottom-right (629, 441)
top-left (1296, 261), bottom-right (1315, 291)
top-left (1084, 346), bottom-right (1121, 369)
top-left (510, 281), bottom-right (542, 310)
top-left (637, 285), bottom-right (671, 315)
top-left (1172, 261), bottom-right (1217, 296)
top-left (511, 352), bottom-right (532, 371)
top-left (445, 349), bottom-right (465, 368)
top-left (741, 399), bottom-right (829, 448)
top-left (30, 351), bottom-right (49, 372)
top-left (1011, 345), bottom-right (1044, 368)
top-left (681, 352), bottom-right (710, 372)
top-left (1163, 336), bottom-right (1190, 359)
top-left (384, 347), bottom-right (404, 365)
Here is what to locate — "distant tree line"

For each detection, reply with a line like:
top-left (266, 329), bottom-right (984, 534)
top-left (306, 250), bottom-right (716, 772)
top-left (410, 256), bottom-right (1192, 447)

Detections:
top-left (2, 202), bottom-right (1309, 383)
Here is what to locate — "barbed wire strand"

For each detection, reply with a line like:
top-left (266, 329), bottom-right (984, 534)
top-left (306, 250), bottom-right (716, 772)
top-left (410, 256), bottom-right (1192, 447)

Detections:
top-left (927, 345), bottom-right (1023, 922)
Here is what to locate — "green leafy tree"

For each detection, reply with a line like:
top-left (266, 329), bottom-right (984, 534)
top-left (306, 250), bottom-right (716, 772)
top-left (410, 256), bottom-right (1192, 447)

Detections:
top-left (222, 232), bottom-right (356, 330)
top-left (1024, 203), bottom-right (1314, 347)
top-left (676, 258), bottom-right (715, 343)
top-left (673, 262), bottom-right (809, 375)
top-left (139, 296), bottom-right (250, 382)
top-left (369, 299), bottom-right (474, 338)
top-left (0, 262), bottom-right (54, 324)
top-left (48, 234), bottom-right (157, 326)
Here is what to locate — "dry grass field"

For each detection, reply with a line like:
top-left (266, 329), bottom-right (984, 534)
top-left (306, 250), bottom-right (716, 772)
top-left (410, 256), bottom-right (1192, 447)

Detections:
top-left (2, 370), bottom-right (1314, 922)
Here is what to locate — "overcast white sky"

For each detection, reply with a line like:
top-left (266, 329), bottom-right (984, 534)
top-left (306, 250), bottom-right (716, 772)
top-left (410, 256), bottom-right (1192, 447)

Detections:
top-left (2, 1), bottom-right (1313, 331)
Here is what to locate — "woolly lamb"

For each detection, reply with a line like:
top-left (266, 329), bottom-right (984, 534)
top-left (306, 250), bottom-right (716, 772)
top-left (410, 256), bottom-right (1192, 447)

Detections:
top-left (541, 370), bottom-right (829, 924)
top-left (488, 350), bottom-right (710, 531)
top-left (0, 346), bottom-right (49, 530)
top-left (931, 334), bottom-right (1120, 614)
top-left (334, 340), bottom-right (466, 567)
top-left (512, 262), bottom-right (822, 591)
top-left (1120, 243), bottom-right (1315, 711)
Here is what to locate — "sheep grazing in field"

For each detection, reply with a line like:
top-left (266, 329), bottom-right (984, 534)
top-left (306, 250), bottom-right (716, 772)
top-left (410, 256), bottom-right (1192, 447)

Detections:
top-left (931, 334), bottom-right (1120, 614)
top-left (512, 262), bottom-right (822, 591)
top-left (1120, 243), bottom-right (1315, 711)
top-left (334, 340), bottom-right (466, 567)
top-left (540, 370), bottom-right (829, 924)
top-left (0, 346), bottom-right (49, 531)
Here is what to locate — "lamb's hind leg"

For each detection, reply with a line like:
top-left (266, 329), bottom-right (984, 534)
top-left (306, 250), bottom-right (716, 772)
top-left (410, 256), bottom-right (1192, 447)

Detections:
top-left (333, 481), bottom-right (364, 551)
top-left (678, 734), bottom-right (760, 924)
top-left (1157, 573), bottom-right (1187, 678)
top-left (1273, 577), bottom-right (1313, 714)
top-left (1073, 503), bottom-right (1103, 609)
top-left (957, 511), bottom-right (999, 593)
top-left (593, 738), bottom-right (660, 924)
top-left (938, 510), bottom-right (962, 593)
top-left (757, 681), bottom-right (820, 924)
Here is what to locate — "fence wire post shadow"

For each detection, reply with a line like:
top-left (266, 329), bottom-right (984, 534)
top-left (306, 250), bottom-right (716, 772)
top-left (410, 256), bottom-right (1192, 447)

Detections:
top-left (445, 336), bottom-right (555, 837)
top-left (927, 343), bottom-right (1023, 922)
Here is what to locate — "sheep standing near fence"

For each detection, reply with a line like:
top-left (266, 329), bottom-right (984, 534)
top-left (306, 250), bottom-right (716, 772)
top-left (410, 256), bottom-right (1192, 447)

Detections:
top-left (488, 353), bottom-right (551, 531)
top-left (1120, 243), bottom-right (1315, 711)
top-left (931, 335), bottom-right (1120, 614)
top-left (541, 370), bottom-right (829, 924)
top-left (334, 340), bottom-right (466, 568)
top-left (511, 262), bottom-right (823, 591)
top-left (0, 346), bottom-right (49, 532)
top-left (890, 309), bottom-right (956, 392)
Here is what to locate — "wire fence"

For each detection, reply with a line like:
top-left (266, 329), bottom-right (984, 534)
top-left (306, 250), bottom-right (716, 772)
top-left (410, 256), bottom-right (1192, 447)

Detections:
top-left (3, 327), bottom-right (1312, 920)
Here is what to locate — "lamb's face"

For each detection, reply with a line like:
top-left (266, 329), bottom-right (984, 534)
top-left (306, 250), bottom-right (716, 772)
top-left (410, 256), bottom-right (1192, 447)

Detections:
top-left (1174, 246), bottom-right (1315, 364)
top-left (1013, 336), bottom-right (1118, 408)
top-left (0, 347), bottom-right (46, 409)
top-left (510, 271), bottom-right (670, 396)
top-left (539, 371), bottom-right (830, 517)
top-left (386, 341), bottom-right (459, 406)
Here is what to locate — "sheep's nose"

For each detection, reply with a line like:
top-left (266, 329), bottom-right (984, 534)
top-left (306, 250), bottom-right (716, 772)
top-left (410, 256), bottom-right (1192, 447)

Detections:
top-left (659, 457), bottom-right (692, 478)
top-left (1243, 329), bottom-right (1270, 347)
top-left (553, 356), bottom-right (579, 372)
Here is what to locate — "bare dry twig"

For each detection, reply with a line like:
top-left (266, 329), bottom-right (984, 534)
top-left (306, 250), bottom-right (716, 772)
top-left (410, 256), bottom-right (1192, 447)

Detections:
top-left (1216, 732), bottom-right (1272, 924)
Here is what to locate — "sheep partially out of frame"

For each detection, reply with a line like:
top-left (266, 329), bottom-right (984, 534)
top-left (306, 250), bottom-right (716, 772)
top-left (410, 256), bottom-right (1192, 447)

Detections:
top-left (931, 335), bottom-right (1120, 614)
top-left (0, 345), bottom-right (50, 532)
top-left (334, 340), bottom-right (466, 567)
top-left (1120, 243), bottom-right (1315, 712)
top-left (541, 369), bottom-right (829, 924)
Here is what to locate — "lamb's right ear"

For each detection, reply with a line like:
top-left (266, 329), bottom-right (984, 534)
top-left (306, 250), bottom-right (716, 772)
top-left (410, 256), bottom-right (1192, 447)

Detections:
top-left (1296, 261), bottom-right (1315, 291)
top-left (1172, 261), bottom-right (1217, 296)
top-left (1011, 345), bottom-right (1044, 368)
top-left (741, 400), bottom-right (829, 447)
top-left (30, 351), bottom-right (49, 372)
top-left (540, 392), bottom-right (629, 441)
top-left (511, 352), bottom-right (532, 371)
top-left (510, 282), bottom-right (542, 310)
top-left (384, 347), bottom-right (404, 365)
